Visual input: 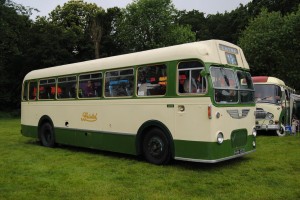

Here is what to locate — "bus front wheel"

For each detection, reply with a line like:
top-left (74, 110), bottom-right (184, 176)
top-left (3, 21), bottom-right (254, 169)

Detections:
top-left (142, 128), bottom-right (171, 165)
top-left (39, 122), bottom-right (55, 147)
top-left (276, 124), bottom-right (286, 137)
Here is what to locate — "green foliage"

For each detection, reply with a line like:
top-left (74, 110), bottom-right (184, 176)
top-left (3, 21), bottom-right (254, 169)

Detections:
top-left (0, 0), bottom-right (32, 109)
top-left (100, 7), bottom-right (124, 57)
top-left (206, 4), bottom-right (250, 44)
top-left (1, 119), bottom-right (300, 199)
top-left (176, 10), bottom-right (210, 41)
top-left (48, 0), bottom-right (105, 61)
top-left (248, 0), bottom-right (300, 16)
top-left (116, 0), bottom-right (195, 52)
top-left (239, 7), bottom-right (300, 92)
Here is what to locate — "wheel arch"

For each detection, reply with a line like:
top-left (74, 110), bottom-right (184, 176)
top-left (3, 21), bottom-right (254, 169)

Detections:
top-left (136, 120), bottom-right (174, 158)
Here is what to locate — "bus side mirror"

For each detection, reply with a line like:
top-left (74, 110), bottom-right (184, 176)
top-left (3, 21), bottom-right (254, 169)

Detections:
top-left (200, 69), bottom-right (209, 77)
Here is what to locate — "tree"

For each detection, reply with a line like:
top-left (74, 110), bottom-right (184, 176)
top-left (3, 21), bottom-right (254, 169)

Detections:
top-left (116, 0), bottom-right (195, 52)
top-left (247, 0), bottom-right (300, 16)
top-left (206, 4), bottom-right (250, 44)
top-left (280, 6), bottom-right (300, 91)
top-left (25, 16), bottom-right (76, 68)
top-left (239, 7), bottom-right (300, 92)
top-left (48, 0), bottom-right (105, 60)
top-left (0, 0), bottom-right (32, 110)
top-left (90, 11), bottom-right (105, 59)
top-left (100, 7), bottom-right (124, 57)
top-left (176, 10), bottom-right (210, 41)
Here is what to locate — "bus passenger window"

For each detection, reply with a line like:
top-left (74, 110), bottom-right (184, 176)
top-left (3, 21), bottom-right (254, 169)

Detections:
top-left (39, 79), bottom-right (56, 100)
top-left (137, 65), bottom-right (167, 96)
top-left (57, 76), bottom-right (77, 99)
top-left (105, 69), bottom-right (134, 97)
top-left (79, 73), bottom-right (102, 98)
top-left (29, 81), bottom-right (37, 100)
top-left (22, 81), bottom-right (29, 101)
top-left (178, 61), bottom-right (206, 94)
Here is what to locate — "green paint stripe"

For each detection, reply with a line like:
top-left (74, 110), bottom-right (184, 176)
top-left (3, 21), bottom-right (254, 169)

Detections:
top-left (21, 125), bottom-right (38, 138)
top-left (21, 125), bottom-right (256, 161)
top-left (174, 135), bottom-right (255, 160)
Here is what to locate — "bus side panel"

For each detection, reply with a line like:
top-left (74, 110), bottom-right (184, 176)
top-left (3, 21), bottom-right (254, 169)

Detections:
top-left (55, 128), bottom-right (76, 146)
top-left (76, 130), bottom-right (136, 155)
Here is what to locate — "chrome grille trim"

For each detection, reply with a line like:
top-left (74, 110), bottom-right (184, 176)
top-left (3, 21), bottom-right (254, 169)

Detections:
top-left (227, 109), bottom-right (250, 119)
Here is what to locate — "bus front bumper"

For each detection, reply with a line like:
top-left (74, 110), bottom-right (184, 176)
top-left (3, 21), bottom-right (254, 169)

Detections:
top-left (175, 149), bottom-right (256, 163)
top-left (256, 124), bottom-right (279, 131)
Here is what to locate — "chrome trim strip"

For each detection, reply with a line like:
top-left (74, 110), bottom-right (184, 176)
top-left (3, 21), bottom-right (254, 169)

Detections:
top-left (174, 149), bottom-right (256, 163)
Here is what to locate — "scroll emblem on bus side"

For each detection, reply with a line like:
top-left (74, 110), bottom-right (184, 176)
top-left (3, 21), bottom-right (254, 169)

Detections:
top-left (81, 112), bottom-right (98, 122)
top-left (226, 109), bottom-right (250, 119)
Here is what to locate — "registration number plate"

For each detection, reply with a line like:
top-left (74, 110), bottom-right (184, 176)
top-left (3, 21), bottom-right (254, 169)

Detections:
top-left (234, 148), bottom-right (245, 155)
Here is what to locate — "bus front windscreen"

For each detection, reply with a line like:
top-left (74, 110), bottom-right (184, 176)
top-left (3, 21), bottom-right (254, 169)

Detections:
top-left (254, 84), bottom-right (282, 104)
top-left (211, 66), bottom-right (255, 104)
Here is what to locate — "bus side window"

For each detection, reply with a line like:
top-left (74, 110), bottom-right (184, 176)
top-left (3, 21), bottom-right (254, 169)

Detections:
top-left (137, 64), bottom-right (167, 96)
top-left (22, 81), bottom-right (29, 101)
top-left (105, 69), bottom-right (134, 97)
top-left (57, 76), bottom-right (77, 99)
top-left (178, 61), bottom-right (206, 94)
top-left (39, 79), bottom-right (56, 100)
top-left (29, 81), bottom-right (37, 100)
top-left (79, 73), bottom-right (102, 98)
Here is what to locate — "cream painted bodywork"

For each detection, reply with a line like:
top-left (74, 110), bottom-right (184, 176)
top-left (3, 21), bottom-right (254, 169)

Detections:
top-left (22, 39), bottom-right (254, 143)
top-left (256, 102), bottom-right (282, 130)
top-left (254, 77), bottom-right (292, 130)
top-left (23, 40), bottom-right (249, 81)
top-left (21, 97), bottom-right (255, 142)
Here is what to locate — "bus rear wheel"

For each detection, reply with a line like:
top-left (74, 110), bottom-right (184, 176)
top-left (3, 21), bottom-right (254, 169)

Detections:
top-left (142, 128), bottom-right (171, 165)
top-left (276, 124), bottom-right (286, 137)
top-left (39, 122), bottom-right (55, 147)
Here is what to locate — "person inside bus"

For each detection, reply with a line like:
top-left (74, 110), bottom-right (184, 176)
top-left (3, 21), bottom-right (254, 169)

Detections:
top-left (184, 72), bottom-right (204, 93)
top-left (138, 72), bottom-right (148, 96)
top-left (85, 80), bottom-right (96, 97)
top-left (178, 74), bottom-right (186, 93)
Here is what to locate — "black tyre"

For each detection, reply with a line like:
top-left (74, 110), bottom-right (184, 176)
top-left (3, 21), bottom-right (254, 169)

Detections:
top-left (142, 128), bottom-right (171, 165)
top-left (39, 122), bottom-right (55, 147)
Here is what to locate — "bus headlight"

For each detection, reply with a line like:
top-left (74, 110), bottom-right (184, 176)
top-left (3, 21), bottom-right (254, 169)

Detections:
top-left (269, 120), bottom-right (274, 125)
top-left (217, 132), bottom-right (224, 144)
top-left (252, 127), bottom-right (257, 137)
top-left (253, 141), bottom-right (256, 147)
top-left (266, 112), bottom-right (274, 119)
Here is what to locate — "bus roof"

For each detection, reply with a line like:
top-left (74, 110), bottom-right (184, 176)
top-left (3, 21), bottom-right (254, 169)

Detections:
top-left (24, 40), bottom-right (249, 80)
top-left (252, 76), bottom-right (286, 86)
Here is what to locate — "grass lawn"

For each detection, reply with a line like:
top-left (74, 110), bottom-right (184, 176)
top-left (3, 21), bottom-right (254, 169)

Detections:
top-left (1, 118), bottom-right (300, 200)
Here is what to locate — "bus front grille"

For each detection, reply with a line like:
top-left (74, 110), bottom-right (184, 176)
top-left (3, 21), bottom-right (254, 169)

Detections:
top-left (255, 108), bottom-right (267, 119)
top-left (231, 129), bottom-right (247, 148)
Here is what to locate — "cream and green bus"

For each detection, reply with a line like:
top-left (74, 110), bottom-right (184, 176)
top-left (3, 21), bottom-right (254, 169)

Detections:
top-left (21, 40), bottom-right (256, 165)
top-left (253, 76), bottom-right (294, 136)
